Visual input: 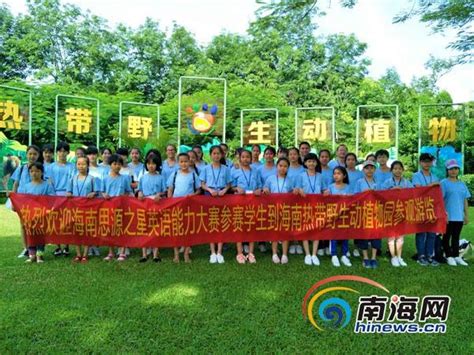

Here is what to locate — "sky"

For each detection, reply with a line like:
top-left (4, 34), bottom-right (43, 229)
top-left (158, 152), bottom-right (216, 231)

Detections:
top-left (3, 0), bottom-right (473, 102)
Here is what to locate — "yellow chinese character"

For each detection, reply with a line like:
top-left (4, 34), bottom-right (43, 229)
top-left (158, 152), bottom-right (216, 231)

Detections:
top-left (248, 120), bottom-right (271, 144)
top-left (302, 118), bottom-right (328, 141)
top-left (364, 119), bottom-right (390, 143)
top-left (127, 116), bottom-right (153, 139)
top-left (429, 117), bottom-right (456, 143)
top-left (65, 108), bottom-right (92, 134)
top-left (0, 100), bottom-right (24, 129)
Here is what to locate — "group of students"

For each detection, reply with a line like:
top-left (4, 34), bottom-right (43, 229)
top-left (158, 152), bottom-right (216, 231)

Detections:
top-left (9, 140), bottom-right (470, 268)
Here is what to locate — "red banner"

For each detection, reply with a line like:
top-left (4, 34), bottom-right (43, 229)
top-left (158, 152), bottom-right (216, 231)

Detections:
top-left (10, 186), bottom-right (447, 248)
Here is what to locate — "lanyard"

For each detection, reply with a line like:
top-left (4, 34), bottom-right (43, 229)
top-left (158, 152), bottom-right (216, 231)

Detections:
top-left (241, 168), bottom-right (252, 189)
top-left (392, 177), bottom-right (402, 186)
top-left (306, 172), bottom-right (317, 193)
top-left (364, 178), bottom-right (376, 190)
top-left (276, 175), bottom-right (287, 193)
top-left (211, 165), bottom-right (222, 187)
top-left (422, 173), bottom-right (432, 186)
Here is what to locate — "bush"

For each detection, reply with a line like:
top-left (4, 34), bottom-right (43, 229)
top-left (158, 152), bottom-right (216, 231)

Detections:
top-left (460, 174), bottom-right (474, 206)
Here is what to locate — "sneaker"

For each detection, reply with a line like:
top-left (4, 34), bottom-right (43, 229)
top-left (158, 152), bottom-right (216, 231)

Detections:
top-left (25, 256), bottom-right (36, 263)
top-left (139, 257), bottom-right (148, 263)
top-left (391, 257), bottom-right (400, 267)
top-left (341, 255), bottom-right (352, 267)
top-left (331, 255), bottom-right (340, 267)
top-left (428, 258), bottom-right (440, 267)
top-left (363, 259), bottom-right (371, 268)
top-left (398, 257), bottom-right (407, 267)
top-left (296, 245), bottom-right (304, 255)
top-left (446, 257), bottom-right (456, 266)
top-left (236, 254), bottom-right (246, 264)
top-left (289, 245), bottom-right (296, 254)
top-left (370, 259), bottom-right (378, 268)
top-left (417, 256), bottom-right (429, 266)
top-left (17, 248), bottom-right (28, 258)
top-left (117, 254), bottom-right (127, 262)
top-left (317, 249), bottom-right (324, 256)
top-left (209, 253), bottom-right (218, 264)
top-left (345, 251), bottom-right (351, 258)
top-left (243, 244), bottom-right (250, 254)
top-left (281, 255), bottom-right (288, 264)
top-left (259, 243), bottom-right (267, 253)
top-left (53, 248), bottom-right (62, 256)
top-left (62, 247), bottom-right (70, 256)
top-left (272, 254), bottom-right (280, 264)
top-left (454, 257), bottom-right (468, 266)
top-left (81, 256), bottom-right (88, 263)
top-left (353, 249), bottom-right (360, 257)
top-left (103, 253), bottom-right (114, 261)
top-left (325, 247), bottom-right (331, 256)
top-left (153, 256), bottom-right (162, 263)
top-left (247, 253), bottom-right (256, 264)
top-left (216, 254), bottom-right (225, 264)
top-left (304, 255), bottom-right (312, 265)
top-left (311, 255), bottom-right (320, 266)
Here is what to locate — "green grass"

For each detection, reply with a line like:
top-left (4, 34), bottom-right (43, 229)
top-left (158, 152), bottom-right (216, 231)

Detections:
top-left (0, 205), bottom-right (473, 353)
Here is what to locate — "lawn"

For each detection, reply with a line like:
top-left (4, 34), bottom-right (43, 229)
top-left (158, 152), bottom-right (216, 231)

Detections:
top-left (0, 205), bottom-right (473, 353)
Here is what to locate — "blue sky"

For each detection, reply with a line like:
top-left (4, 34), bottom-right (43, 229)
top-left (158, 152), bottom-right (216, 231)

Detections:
top-left (4, 0), bottom-right (473, 102)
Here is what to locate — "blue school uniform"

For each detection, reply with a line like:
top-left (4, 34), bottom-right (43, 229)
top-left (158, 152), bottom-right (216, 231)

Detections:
top-left (347, 169), bottom-right (364, 193)
top-left (327, 183), bottom-right (352, 195)
top-left (354, 177), bottom-right (380, 193)
top-left (320, 167), bottom-right (334, 191)
top-left (10, 163), bottom-right (31, 188)
top-left (288, 165), bottom-right (305, 181)
top-left (199, 164), bottom-right (232, 189)
top-left (264, 175), bottom-right (295, 193)
top-left (67, 174), bottom-right (96, 197)
top-left (412, 171), bottom-right (439, 186)
top-left (102, 174), bottom-right (132, 197)
top-left (232, 167), bottom-right (261, 192)
top-left (250, 161), bottom-right (262, 170)
top-left (88, 166), bottom-right (104, 192)
top-left (382, 177), bottom-right (413, 190)
top-left (49, 162), bottom-right (75, 193)
top-left (167, 170), bottom-right (200, 197)
top-left (328, 159), bottom-right (345, 170)
top-left (196, 161), bottom-right (207, 170)
top-left (43, 162), bottom-right (53, 180)
top-left (161, 159), bottom-right (179, 183)
top-left (441, 179), bottom-right (471, 222)
top-left (258, 164), bottom-right (277, 186)
top-left (296, 171), bottom-right (322, 194)
top-left (18, 181), bottom-right (55, 196)
top-left (129, 162), bottom-right (144, 182)
top-left (138, 173), bottom-right (166, 197)
top-left (374, 168), bottom-right (392, 186)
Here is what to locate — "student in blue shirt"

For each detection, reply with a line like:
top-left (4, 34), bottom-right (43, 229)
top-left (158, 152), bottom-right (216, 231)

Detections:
top-left (219, 143), bottom-right (234, 168)
top-left (441, 159), bottom-right (470, 266)
top-left (129, 147), bottom-right (144, 182)
top-left (328, 144), bottom-right (347, 170)
top-left (319, 149), bottom-right (334, 192)
top-left (102, 154), bottom-right (133, 262)
top-left (250, 144), bottom-right (263, 169)
top-left (258, 146), bottom-right (277, 187)
top-left (137, 154), bottom-right (166, 264)
top-left (299, 141), bottom-right (311, 160)
top-left (382, 161), bottom-right (413, 267)
top-left (412, 153), bottom-right (440, 266)
top-left (192, 145), bottom-right (207, 170)
top-left (168, 153), bottom-right (202, 263)
top-left (200, 145), bottom-right (232, 264)
top-left (49, 142), bottom-right (75, 256)
top-left (374, 149), bottom-right (392, 184)
top-left (295, 153), bottom-right (323, 266)
top-left (162, 144), bottom-right (179, 183)
top-left (41, 144), bottom-right (54, 180)
top-left (324, 166), bottom-right (352, 267)
top-left (345, 153), bottom-right (363, 193)
top-left (85, 146), bottom-right (103, 194)
top-left (354, 160), bottom-right (381, 269)
top-left (263, 157), bottom-right (297, 265)
top-left (232, 149), bottom-right (262, 264)
top-left (18, 162), bottom-right (55, 263)
top-left (10, 144), bottom-right (42, 258)
top-left (66, 157), bottom-right (97, 263)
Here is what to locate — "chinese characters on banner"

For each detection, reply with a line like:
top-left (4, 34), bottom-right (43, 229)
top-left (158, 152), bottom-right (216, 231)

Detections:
top-left (0, 100), bottom-right (25, 130)
top-left (10, 186), bottom-right (446, 248)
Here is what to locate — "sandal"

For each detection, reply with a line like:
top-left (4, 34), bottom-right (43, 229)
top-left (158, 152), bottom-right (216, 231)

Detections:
top-left (247, 253), bottom-right (256, 264)
top-left (73, 256), bottom-right (82, 262)
top-left (236, 253), bottom-right (246, 264)
top-left (81, 256), bottom-right (88, 263)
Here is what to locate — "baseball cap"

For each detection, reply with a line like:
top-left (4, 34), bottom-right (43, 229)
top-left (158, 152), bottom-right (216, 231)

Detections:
top-left (445, 159), bottom-right (460, 170)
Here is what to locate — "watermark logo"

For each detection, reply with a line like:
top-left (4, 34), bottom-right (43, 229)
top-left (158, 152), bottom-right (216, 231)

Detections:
top-left (302, 275), bottom-right (450, 334)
